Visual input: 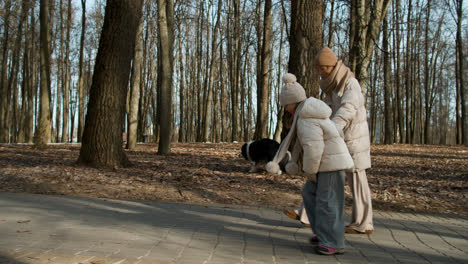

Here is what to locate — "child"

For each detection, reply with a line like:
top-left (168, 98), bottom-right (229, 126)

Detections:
top-left (266, 73), bottom-right (354, 255)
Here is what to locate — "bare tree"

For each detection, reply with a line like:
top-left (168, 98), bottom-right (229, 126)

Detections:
top-left (0, 0), bottom-right (12, 142)
top-left (349, 0), bottom-right (391, 97)
top-left (157, 0), bottom-right (174, 154)
top-left (61, 0), bottom-right (72, 143)
top-left (202, 0), bottom-right (222, 142)
top-left (77, 0), bottom-right (144, 167)
top-left (34, 0), bottom-right (52, 149)
top-left (127, 16), bottom-right (144, 149)
top-left (77, 0), bottom-right (86, 142)
top-left (382, 13), bottom-right (392, 144)
top-left (254, 0), bottom-right (272, 140)
top-left (288, 0), bottom-right (322, 97)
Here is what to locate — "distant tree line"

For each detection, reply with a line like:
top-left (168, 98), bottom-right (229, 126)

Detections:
top-left (0, 0), bottom-right (466, 166)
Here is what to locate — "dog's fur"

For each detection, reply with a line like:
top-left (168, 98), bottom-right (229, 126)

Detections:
top-left (240, 138), bottom-right (288, 173)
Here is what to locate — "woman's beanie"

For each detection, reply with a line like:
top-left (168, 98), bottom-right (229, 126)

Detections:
top-left (315, 46), bottom-right (338, 66)
top-left (279, 73), bottom-right (307, 106)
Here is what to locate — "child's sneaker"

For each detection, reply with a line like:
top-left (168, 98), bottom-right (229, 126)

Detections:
top-left (309, 236), bottom-right (320, 244)
top-left (315, 245), bottom-right (344, 255)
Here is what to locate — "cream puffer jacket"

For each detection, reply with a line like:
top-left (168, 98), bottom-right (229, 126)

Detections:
top-left (324, 77), bottom-right (371, 170)
top-left (296, 97), bottom-right (355, 175)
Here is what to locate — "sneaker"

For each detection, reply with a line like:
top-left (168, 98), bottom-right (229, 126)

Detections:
top-left (345, 226), bottom-right (373, 234)
top-left (283, 209), bottom-right (300, 220)
top-left (315, 245), bottom-right (344, 255)
top-left (309, 236), bottom-right (320, 244)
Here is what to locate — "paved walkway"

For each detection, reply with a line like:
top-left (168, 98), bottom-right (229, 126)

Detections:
top-left (0, 193), bottom-right (467, 264)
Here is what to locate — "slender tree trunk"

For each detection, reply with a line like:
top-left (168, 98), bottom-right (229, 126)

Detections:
top-left (454, 0), bottom-right (466, 144)
top-left (157, 0), bottom-right (174, 154)
top-left (0, 0), bottom-right (12, 142)
top-left (254, 0), bottom-right (272, 140)
top-left (78, 0), bottom-right (144, 168)
top-left (35, 0), bottom-right (52, 149)
top-left (77, 0), bottom-right (86, 142)
top-left (61, 0), bottom-right (72, 143)
top-left (349, 0), bottom-right (391, 97)
top-left (127, 18), bottom-right (143, 149)
top-left (383, 14), bottom-right (392, 144)
top-left (202, 0), bottom-right (222, 142)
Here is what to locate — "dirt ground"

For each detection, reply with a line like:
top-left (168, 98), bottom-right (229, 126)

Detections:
top-left (0, 142), bottom-right (467, 216)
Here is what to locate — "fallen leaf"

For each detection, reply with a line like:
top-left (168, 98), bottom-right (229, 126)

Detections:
top-left (90, 260), bottom-right (104, 264)
top-left (17, 229), bottom-right (31, 233)
top-left (50, 233), bottom-right (61, 237)
top-left (17, 220), bottom-right (31, 223)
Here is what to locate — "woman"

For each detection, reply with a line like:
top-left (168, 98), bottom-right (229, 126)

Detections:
top-left (315, 47), bottom-right (374, 234)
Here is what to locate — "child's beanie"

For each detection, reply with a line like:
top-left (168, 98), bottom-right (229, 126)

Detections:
top-left (279, 73), bottom-right (307, 106)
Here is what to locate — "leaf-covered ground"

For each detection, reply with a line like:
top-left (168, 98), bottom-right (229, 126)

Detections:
top-left (0, 143), bottom-right (467, 216)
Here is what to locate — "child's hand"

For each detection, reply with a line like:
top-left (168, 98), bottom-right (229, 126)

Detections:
top-left (304, 173), bottom-right (317, 182)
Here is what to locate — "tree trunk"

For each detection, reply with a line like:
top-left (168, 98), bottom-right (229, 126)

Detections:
top-left (126, 18), bottom-right (143, 149)
top-left (77, 0), bottom-right (86, 142)
top-left (61, 0), bottom-right (72, 143)
top-left (77, 0), bottom-right (144, 168)
top-left (34, 0), bottom-right (52, 149)
top-left (0, 0), bottom-right (12, 142)
top-left (230, 0), bottom-right (241, 142)
top-left (202, 0), bottom-right (222, 142)
top-left (157, 0), bottom-right (174, 154)
top-left (382, 14), bottom-right (392, 144)
top-left (283, 0), bottom-right (321, 141)
top-left (288, 0), bottom-right (321, 97)
top-left (254, 0), bottom-right (272, 140)
top-left (455, 0), bottom-right (466, 144)
top-left (349, 0), bottom-right (391, 97)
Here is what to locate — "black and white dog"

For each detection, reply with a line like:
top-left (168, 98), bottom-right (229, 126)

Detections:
top-left (240, 138), bottom-right (290, 173)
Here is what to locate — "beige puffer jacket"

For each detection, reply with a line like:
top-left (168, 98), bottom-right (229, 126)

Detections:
top-left (324, 77), bottom-right (371, 170)
top-left (296, 97), bottom-right (355, 175)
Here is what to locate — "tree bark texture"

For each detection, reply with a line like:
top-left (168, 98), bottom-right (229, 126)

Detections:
top-left (349, 0), bottom-right (391, 98)
top-left (35, 0), bottom-right (52, 149)
top-left (288, 0), bottom-right (322, 97)
top-left (254, 0), bottom-right (272, 140)
top-left (157, 0), bottom-right (174, 154)
top-left (127, 19), bottom-right (143, 150)
top-left (78, 0), bottom-right (143, 167)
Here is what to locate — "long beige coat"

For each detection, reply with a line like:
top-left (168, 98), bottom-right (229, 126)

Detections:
top-left (296, 97), bottom-right (354, 174)
top-left (324, 77), bottom-right (371, 170)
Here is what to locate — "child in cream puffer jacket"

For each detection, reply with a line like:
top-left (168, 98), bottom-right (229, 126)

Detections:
top-left (266, 73), bottom-right (354, 255)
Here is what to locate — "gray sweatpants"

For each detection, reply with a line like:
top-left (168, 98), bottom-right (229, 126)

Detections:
top-left (302, 170), bottom-right (345, 249)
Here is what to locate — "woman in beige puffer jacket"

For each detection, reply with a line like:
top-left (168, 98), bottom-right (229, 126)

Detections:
top-left (316, 46), bottom-right (373, 234)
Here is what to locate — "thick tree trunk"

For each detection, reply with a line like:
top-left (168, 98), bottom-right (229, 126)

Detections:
top-left (288, 0), bottom-right (322, 97)
top-left (78, 0), bottom-right (143, 168)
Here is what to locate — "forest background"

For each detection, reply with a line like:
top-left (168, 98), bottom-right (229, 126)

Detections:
top-left (0, 0), bottom-right (467, 216)
top-left (0, 0), bottom-right (466, 152)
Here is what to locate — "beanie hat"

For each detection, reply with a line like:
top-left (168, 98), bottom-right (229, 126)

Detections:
top-left (315, 46), bottom-right (338, 66)
top-left (279, 73), bottom-right (307, 106)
